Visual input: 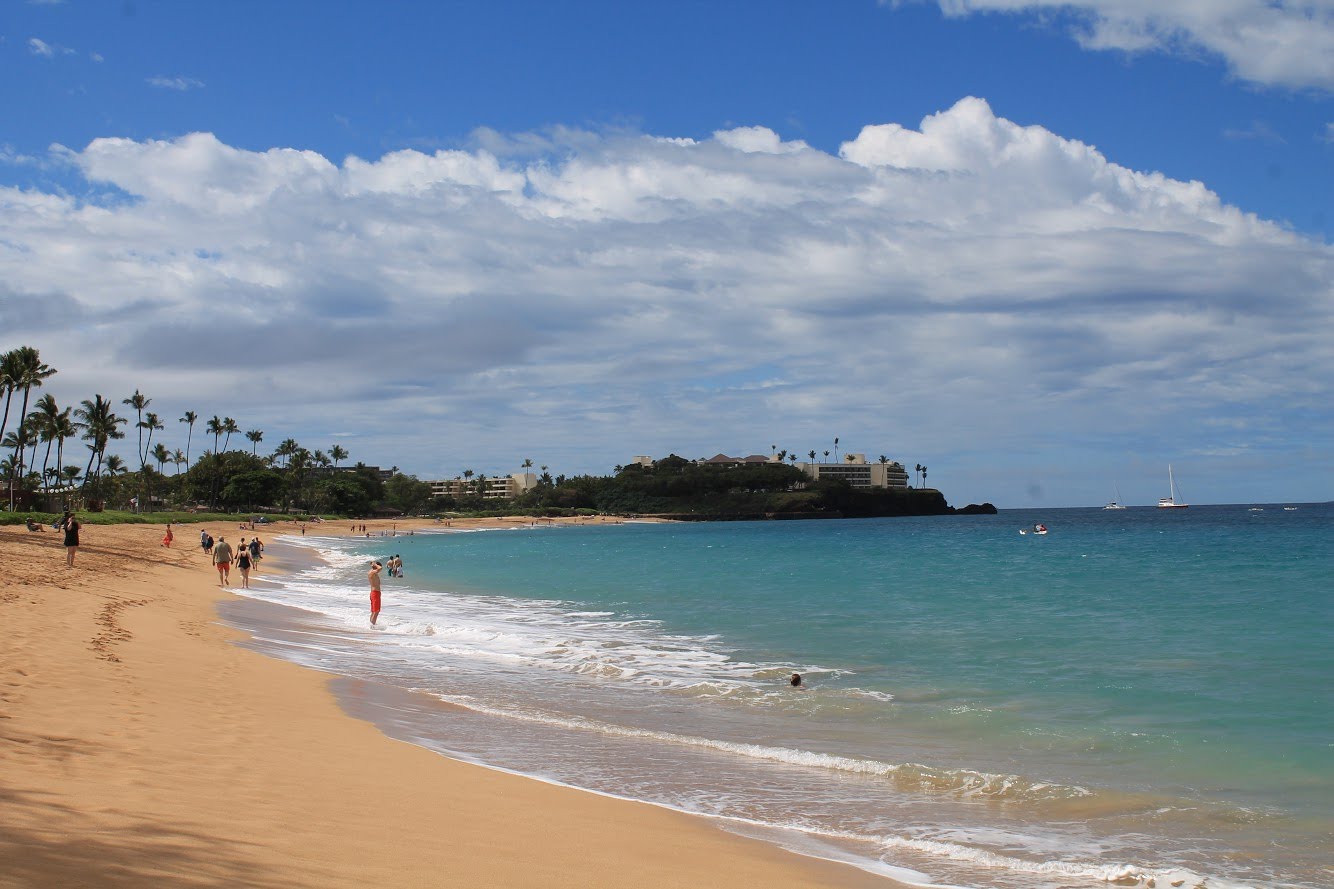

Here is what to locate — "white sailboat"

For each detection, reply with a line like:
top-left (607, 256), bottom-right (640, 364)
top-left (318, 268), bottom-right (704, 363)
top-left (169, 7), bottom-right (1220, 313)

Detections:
top-left (1104, 484), bottom-right (1128, 510)
top-left (1158, 465), bottom-right (1189, 509)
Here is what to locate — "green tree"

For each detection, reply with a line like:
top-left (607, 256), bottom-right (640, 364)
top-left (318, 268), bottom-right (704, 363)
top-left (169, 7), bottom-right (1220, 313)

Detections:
top-left (75, 394), bottom-right (127, 503)
top-left (5, 347), bottom-right (56, 506)
top-left (179, 410), bottom-right (198, 468)
top-left (329, 444), bottom-right (348, 468)
top-left (384, 473), bottom-right (432, 514)
top-left (123, 390), bottom-right (150, 467)
top-left (221, 468), bottom-right (284, 511)
top-left (246, 429), bottom-right (264, 455)
top-left (222, 417), bottom-right (239, 452)
top-left (151, 442), bottom-right (171, 476)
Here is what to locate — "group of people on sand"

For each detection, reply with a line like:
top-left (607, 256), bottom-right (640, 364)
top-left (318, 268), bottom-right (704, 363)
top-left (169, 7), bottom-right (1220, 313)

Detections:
top-left (208, 533), bottom-right (264, 588)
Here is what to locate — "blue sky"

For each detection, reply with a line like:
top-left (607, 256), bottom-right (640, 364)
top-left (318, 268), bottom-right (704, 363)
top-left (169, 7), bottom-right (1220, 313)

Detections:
top-left (3, 0), bottom-right (1332, 508)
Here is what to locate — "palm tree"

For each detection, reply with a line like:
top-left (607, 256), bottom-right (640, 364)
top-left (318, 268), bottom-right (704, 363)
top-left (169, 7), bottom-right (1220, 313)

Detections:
top-left (173, 448), bottom-right (186, 476)
top-left (30, 393), bottom-right (62, 492)
top-left (823, 450), bottom-right (830, 461)
top-left (221, 417), bottom-right (239, 452)
top-left (273, 438), bottom-right (299, 468)
top-left (246, 429), bottom-right (264, 455)
top-left (206, 415), bottom-right (224, 453)
top-left (808, 450), bottom-right (816, 464)
top-left (122, 390), bottom-right (150, 466)
top-left (921, 465), bottom-right (928, 488)
top-left (179, 411), bottom-right (198, 467)
top-left (74, 395), bottom-right (126, 501)
top-left (141, 411), bottom-right (164, 460)
top-left (522, 458), bottom-right (533, 477)
top-left (314, 449), bottom-right (331, 469)
top-left (329, 444), bottom-right (348, 468)
top-left (6, 347), bottom-right (56, 500)
top-left (915, 463), bottom-right (923, 487)
top-left (151, 442), bottom-right (171, 476)
top-left (50, 406), bottom-right (76, 494)
top-left (0, 348), bottom-right (18, 447)
top-left (833, 437), bottom-right (840, 464)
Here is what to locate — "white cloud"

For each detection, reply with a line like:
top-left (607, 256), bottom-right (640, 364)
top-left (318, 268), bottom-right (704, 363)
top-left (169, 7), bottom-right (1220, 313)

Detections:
top-left (28, 37), bottom-right (54, 57)
top-left (1323, 122), bottom-right (1334, 143)
top-left (3, 99), bottom-right (1331, 506)
top-left (90, 51), bottom-right (103, 63)
top-left (147, 75), bottom-right (205, 91)
top-left (926, 1), bottom-right (1334, 90)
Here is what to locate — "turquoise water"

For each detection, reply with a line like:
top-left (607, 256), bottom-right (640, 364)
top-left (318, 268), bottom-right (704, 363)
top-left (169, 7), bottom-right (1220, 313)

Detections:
top-left (236, 505), bottom-right (1333, 888)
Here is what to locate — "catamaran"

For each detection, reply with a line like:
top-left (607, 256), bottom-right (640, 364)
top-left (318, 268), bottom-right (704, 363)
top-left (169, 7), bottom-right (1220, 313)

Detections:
top-left (1104, 485), bottom-right (1128, 509)
top-left (1158, 465), bottom-right (1189, 509)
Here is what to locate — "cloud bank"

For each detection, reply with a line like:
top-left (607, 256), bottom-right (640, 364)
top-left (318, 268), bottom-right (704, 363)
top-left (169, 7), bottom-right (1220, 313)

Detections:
top-left (3, 98), bottom-right (1331, 503)
top-left (925, 0), bottom-right (1334, 90)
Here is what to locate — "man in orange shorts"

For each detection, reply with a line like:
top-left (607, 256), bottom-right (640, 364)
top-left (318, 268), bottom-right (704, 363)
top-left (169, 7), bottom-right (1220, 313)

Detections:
top-left (369, 560), bottom-right (383, 625)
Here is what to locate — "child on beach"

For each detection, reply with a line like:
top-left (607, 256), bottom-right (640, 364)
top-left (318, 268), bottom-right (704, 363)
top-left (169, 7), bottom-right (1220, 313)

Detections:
top-left (162, 524), bottom-right (173, 547)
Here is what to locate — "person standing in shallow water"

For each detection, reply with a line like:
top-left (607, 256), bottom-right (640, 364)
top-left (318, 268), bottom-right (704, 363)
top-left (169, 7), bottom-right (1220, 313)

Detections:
top-left (60, 511), bottom-right (80, 567)
top-left (790, 673), bottom-right (803, 687)
top-left (368, 560), bottom-right (383, 625)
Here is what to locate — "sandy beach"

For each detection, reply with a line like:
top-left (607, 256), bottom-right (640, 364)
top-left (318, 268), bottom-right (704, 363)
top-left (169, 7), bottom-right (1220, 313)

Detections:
top-left (0, 517), bottom-right (892, 888)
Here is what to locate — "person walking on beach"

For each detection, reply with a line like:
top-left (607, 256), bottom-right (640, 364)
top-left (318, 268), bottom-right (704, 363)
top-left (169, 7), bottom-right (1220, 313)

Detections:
top-left (161, 523), bottom-right (173, 547)
top-left (369, 560), bottom-right (383, 625)
top-left (236, 546), bottom-right (252, 589)
top-left (60, 511), bottom-right (80, 567)
top-left (212, 536), bottom-right (234, 586)
top-left (248, 536), bottom-right (262, 571)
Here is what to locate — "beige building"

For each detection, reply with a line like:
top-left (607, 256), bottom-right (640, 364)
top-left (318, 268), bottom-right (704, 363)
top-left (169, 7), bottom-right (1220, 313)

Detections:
top-left (638, 452), bottom-right (910, 490)
top-left (795, 454), bottom-right (910, 490)
top-left (428, 473), bottom-right (537, 500)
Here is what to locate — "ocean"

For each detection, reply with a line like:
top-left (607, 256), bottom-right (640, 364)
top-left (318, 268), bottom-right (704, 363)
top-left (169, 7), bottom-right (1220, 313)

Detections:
top-left (223, 504), bottom-right (1333, 889)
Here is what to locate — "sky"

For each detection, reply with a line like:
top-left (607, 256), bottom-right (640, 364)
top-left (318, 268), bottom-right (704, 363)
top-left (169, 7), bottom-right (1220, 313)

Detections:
top-left (2, 0), bottom-right (1332, 509)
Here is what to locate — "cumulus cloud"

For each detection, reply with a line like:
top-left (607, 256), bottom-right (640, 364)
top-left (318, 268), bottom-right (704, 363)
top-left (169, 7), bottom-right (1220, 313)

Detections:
top-left (28, 37), bottom-right (54, 56)
top-left (921, 1), bottom-right (1334, 91)
top-left (3, 99), bottom-right (1331, 504)
top-left (146, 75), bottom-right (205, 91)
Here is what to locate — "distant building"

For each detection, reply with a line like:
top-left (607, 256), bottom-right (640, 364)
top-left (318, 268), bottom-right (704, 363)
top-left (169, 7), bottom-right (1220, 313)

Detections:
top-left (427, 473), bottom-right (537, 500)
top-left (639, 452), bottom-right (910, 490)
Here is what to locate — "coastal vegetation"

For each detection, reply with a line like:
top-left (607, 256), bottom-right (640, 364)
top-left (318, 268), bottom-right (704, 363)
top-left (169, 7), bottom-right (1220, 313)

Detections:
top-left (2, 345), bottom-right (988, 522)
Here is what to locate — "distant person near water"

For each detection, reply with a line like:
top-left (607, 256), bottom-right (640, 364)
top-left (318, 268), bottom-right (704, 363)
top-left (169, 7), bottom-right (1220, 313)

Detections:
top-left (60, 511), bottom-right (80, 567)
top-left (212, 536), bottom-right (234, 586)
top-left (790, 673), bottom-right (803, 687)
top-left (369, 560), bottom-right (383, 625)
top-left (236, 546), bottom-right (252, 588)
top-left (162, 523), bottom-right (173, 547)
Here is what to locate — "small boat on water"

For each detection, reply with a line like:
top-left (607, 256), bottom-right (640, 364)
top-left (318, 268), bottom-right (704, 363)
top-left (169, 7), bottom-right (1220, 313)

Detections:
top-left (1104, 484), bottom-right (1128, 509)
top-left (1020, 523), bottom-right (1049, 535)
top-left (1158, 465), bottom-right (1189, 509)
top-left (1284, 506), bottom-right (1298, 511)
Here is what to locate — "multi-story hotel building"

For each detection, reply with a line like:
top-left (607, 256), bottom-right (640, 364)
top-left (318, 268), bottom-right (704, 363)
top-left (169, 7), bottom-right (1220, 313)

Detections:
top-left (427, 473), bottom-right (537, 500)
top-left (633, 453), bottom-right (912, 490)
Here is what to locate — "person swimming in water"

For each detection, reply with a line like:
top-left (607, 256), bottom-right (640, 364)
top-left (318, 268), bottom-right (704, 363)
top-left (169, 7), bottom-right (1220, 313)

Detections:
top-left (790, 672), bottom-right (803, 687)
